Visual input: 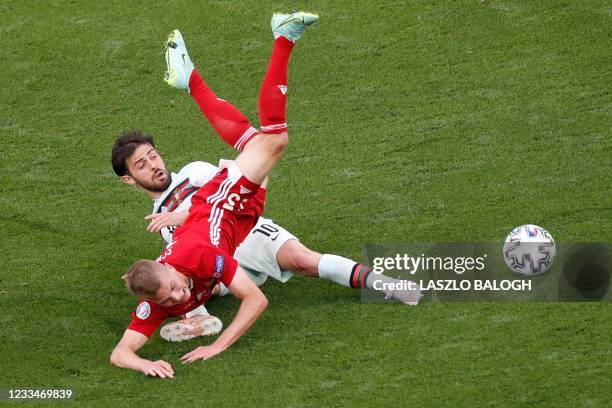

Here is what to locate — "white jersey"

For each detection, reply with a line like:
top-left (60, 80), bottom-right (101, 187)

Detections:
top-left (153, 161), bottom-right (219, 244)
top-left (152, 161), bottom-right (297, 284)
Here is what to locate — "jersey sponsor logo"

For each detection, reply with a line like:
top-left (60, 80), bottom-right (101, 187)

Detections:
top-left (214, 255), bottom-right (224, 278)
top-left (136, 302), bottom-right (151, 320)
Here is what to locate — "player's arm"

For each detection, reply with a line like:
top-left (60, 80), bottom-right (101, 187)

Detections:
top-left (145, 210), bottom-right (189, 233)
top-left (110, 329), bottom-right (174, 379)
top-left (181, 267), bottom-right (268, 363)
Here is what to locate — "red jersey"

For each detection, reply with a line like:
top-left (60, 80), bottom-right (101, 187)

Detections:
top-left (126, 161), bottom-right (265, 338)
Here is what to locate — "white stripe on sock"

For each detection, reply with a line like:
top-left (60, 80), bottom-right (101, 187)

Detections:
top-left (234, 127), bottom-right (258, 151)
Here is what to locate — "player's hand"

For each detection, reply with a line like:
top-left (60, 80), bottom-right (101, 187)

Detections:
top-left (140, 360), bottom-right (174, 379)
top-left (180, 344), bottom-right (225, 363)
top-left (145, 212), bottom-right (185, 233)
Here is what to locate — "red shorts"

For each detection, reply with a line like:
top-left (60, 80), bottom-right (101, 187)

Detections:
top-left (173, 162), bottom-right (266, 255)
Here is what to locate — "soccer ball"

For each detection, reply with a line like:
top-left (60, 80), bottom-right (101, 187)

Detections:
top-left (503, 224), bottom-right (556, 276)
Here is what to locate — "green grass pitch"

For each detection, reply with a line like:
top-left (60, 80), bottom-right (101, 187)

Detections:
top-left (1, 0), bottom-right (610, 406)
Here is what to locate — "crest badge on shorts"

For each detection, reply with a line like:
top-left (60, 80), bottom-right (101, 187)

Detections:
top-left (136, 302), bottom-right (151, 320)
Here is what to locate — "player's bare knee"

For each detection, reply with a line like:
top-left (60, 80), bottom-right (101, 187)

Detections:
top-left (109, 350), bottom-right (121, 367)
top-left (259, 132), bottom-right (288, 154)
top-left (267, 132), bottom-right (288, 155)
top-left (258, 292), bottom-right (269, 311)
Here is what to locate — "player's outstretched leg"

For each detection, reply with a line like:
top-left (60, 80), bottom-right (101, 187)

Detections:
top-left (258, 11), bottom-right (319, 134)
top-left (163, 30), bottom-right (259, 151)
top-left (233, 11), bottom-right (318, 183)
top-left (319, 255), bottom-right (422, 305)
top-left (276, 242), bottom-right (422, 305)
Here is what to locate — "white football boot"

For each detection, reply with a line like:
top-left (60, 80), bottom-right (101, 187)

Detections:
top-left (271, 11), bottom-right (319, 41)
top-left (385, 282), bottom-right (423, 306)
top-left (163, 29), bottom-right (195, 90)
top-left (160, 314), bottom-right (223, 342)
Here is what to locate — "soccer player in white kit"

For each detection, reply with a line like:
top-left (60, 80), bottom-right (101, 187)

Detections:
top-left (111, 14), bottom-right (421, 342)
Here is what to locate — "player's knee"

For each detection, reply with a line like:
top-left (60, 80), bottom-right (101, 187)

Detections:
top-left (109, 349), bottom-right (121, 367)
top-left (258, 292), bottom-right (269, 311)
top-left (267, 132), bottom-right (288, 155)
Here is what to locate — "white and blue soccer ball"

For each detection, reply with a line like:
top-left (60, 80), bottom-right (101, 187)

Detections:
top-left (503, 224), bottom-right (556, 276)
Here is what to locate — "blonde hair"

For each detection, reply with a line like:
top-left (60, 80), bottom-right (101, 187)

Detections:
top-left (122, 259), bottom-right (162, 297)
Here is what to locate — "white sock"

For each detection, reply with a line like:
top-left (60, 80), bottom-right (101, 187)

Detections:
top-left (218, 284), bottom-right (230, 297)
top-left (185, 304), bottom-right (209, 318)
top-left (318, 254), bottom-right (357, 287)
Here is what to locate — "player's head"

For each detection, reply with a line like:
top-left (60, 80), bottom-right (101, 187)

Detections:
top-left (123, 260), bottom-right (191, 306)
top-left (111, 130), bottom-right (171, 192)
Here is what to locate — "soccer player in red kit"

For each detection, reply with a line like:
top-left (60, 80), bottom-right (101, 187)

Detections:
top-left (110, 11), bottom-right (319, 378)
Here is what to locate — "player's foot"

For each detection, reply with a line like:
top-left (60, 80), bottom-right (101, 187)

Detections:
top-left (384, 282), bottom-right (423, 306)
top-left (271, 11), bottom-right (319, 41)
top-left (163, 29), bottom-right (195, 90)
top-left (160, 314), bottom-right (223, 342)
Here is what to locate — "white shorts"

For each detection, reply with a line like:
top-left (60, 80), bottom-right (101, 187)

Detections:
top-left (234, 217), bottom-right (297, 283)
top-left (217, 217), bottom-right (297, 296)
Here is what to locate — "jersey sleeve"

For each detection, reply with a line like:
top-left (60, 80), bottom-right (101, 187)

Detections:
top-left (126, 300), bottom-right (169, 338)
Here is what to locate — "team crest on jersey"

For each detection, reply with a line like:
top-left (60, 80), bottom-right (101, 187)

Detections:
top-left (214, 255), bottom-right (224, 278)
top-left (136, 302), bottom-right (151, 320)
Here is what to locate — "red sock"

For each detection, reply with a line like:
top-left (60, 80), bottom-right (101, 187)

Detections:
top-left (189, 70), bottom-right (258, 151)
top-left (258, 37), bottom-right (295, 134)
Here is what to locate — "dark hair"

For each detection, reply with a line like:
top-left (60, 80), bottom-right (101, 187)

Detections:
top-left (111, 129), bottom-right (156, 176)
